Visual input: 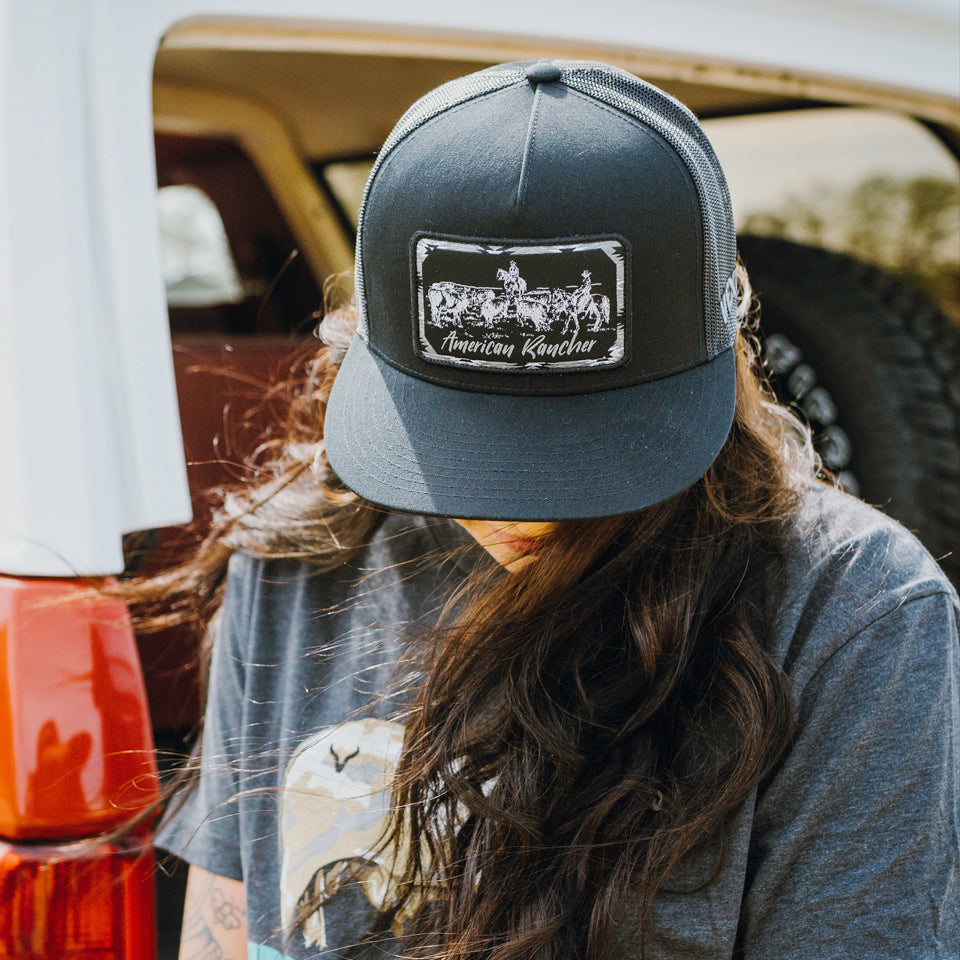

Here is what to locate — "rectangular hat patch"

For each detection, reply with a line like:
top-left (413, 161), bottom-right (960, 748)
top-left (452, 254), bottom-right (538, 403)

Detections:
top-left (414, 236), bottom-right (627, 371)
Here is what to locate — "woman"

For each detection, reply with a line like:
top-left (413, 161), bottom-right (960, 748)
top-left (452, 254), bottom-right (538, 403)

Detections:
top-left (156, 61), bottom-right (958, 959)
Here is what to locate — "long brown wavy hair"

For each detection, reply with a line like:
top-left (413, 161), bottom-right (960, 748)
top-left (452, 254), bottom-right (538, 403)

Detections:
top-left (371, 337), bottom-right (804, 957)
top-left (125, 265), bottom-right (817, 957)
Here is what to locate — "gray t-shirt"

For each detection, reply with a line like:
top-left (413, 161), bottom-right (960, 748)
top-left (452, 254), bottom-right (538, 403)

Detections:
top-left (158, 485), bottom-right (960, 959)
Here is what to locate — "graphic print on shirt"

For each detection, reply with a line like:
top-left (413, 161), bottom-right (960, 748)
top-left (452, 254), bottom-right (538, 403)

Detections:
top-left (415, 237), bottom-right (628, 371)
top-left (279, 718), bottom-right (414, 952)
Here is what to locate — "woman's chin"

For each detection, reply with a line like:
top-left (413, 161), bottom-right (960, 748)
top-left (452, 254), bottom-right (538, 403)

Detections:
top-left (453, 519), bottom-right (556, 570)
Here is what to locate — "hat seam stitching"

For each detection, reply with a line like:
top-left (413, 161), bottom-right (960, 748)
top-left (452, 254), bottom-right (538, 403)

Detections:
top-left (516, 85), bottom-right (543, 207)
top-left (563, 72), bottom-right (735, 355)
top-left (563, 86), bottom-right (711, 358)
top-left (360, 84), bottom-right (529, 337)
top-left (355, 74), bottom-right (526, 339)
top-left (524, 85), bottom-right (708, 360)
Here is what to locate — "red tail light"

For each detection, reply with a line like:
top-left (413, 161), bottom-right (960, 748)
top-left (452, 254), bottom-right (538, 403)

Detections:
top-left (0, 576), bottom-right (159, 959)
top-left (0, 836), bottom-right (156, 959)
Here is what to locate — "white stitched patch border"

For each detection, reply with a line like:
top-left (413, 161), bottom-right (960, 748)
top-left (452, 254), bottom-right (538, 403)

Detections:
top-left (414, 237), bottom-right (628, 372)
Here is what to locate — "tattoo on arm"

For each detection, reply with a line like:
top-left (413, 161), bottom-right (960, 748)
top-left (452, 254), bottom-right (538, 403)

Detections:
top-left (180, 866), bottom-right (247, 960)
top-left (210, 887), bottom-right (245, 930)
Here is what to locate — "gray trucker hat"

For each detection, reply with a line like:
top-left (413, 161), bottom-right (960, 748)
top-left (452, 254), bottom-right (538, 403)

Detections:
top-left (324, 60), bottom-right (739, 520)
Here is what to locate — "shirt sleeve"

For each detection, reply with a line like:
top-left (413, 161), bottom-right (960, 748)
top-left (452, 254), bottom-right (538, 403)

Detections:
top-left (741, 590), bottom-right (960, 959)
top-left (153, 554), bottom-right (253, 882)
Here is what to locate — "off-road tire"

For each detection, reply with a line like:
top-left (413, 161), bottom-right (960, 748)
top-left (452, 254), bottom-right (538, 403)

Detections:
top-left (739, 235), bottom-right (960, 587)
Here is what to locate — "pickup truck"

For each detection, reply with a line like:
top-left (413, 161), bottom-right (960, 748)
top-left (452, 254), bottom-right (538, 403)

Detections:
top-left (1, 1), bottom-right (957, 956)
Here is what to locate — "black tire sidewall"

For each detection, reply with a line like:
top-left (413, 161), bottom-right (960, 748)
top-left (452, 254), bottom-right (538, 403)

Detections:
top-left (739, 235), bottom-right (960, 585)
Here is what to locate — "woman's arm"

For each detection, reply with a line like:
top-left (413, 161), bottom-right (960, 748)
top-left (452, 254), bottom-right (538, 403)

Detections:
top-left (178, 865), bottom-right (247, 960)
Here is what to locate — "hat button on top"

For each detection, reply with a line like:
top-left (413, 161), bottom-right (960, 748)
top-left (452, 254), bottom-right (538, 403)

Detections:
top-left (525, 61), bottom-right (563, 83)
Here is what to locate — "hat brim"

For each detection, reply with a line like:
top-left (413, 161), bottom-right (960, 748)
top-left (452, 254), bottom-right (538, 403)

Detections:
top-left (325, 339), bottom-right (736, 521)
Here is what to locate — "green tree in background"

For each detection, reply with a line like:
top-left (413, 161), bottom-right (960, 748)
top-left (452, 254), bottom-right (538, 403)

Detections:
top-left (743, 175), bottom-right (960, 320)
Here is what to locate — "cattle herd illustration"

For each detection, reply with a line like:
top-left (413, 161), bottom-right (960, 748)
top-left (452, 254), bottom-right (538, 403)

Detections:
top-left (426, 260), bottom-right (612, 336)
